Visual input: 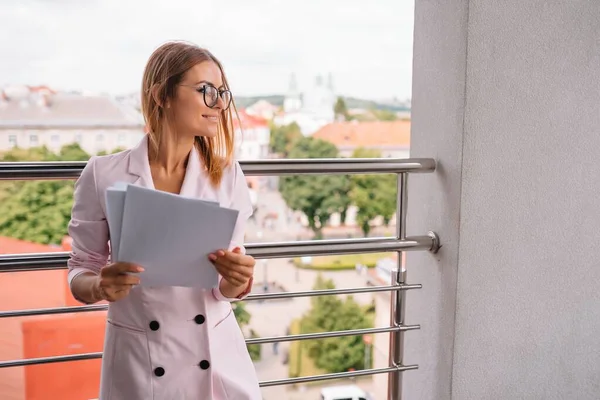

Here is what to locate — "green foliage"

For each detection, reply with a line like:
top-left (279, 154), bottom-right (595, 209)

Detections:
top-left (0, 180), bottom-right (76, 245)
top-left (97, 147), bottom-right (126, 156)
top-left (53, 143), bottom-right (92, 161)
top-left (0, 144), bottom-right (91, 245)
top-left (233, 302), bottom-right (261, 361)
top-left (299, 275), bottom-right (373, 373)
top-left (247, 329), bottom-right (262, 361)
top-left (334, 97), bottom-right (349, 121)
top-left (370, 108), bottom-right (398, 121)
top-left (269, 122), bottom-right (303, 157)
top-left (233, 302), bottom-right (252, 327)
top-left (347, 108), bottom-right (399, 122)
top-left (293, 252), bottom-right (389, 270)
top-left (278, 137), bottom-right (351, 238)
top-left (288, 319), bottom-right (302, 378)
top-left (349, 148), bottom-right (397, 236)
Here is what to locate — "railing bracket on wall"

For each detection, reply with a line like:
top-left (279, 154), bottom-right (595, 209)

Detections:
top-left (428, 231), bottom-right (441, 253)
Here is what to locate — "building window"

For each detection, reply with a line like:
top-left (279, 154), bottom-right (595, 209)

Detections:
top-left (29, 134), bottom-right (38, 145)
top-left (51, 135), bottom-right (59, 144)
top-left (8, 135), bottom-right (16, 147)
top-left (118, 134), bottom-right (126, 143)
top-left (75, 133), bottom-right (82, 143)
top-left (96, 134), bottom-right (104, 142)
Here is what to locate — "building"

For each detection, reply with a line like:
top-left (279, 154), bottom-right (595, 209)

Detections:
top-left (245, 99), bottom-right (279, 120)
top-left (312, 120), bottom-right (411, 158)
top-left (0, 236), bottom-right (106, 400)
top-left (274, 73), bottom-right (337, 136)
top-left (365, 253), bottom-right (405, 400)
top-left (0, 86), bottom-right (145, 155)
top-left (233, 109), bottom-right (270, 193)
top-left (233, 109), bottom-right (270, 161)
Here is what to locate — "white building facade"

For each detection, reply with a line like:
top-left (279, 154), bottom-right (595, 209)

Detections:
top-left (0, 86), bottom-right (144, 156)
top-left (274, 73), bottom-right (336, 136)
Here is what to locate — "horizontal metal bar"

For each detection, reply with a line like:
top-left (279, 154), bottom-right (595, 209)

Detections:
top-left (246, 325), bottom-right (420, 345)
top-left (0, 304), bottom-right (108, 318)
top-left (0, 354), bottom-right (417, 387)
top-left (0, 284), bottom-right (421, 319)
top-left (259, 365), bottom-right (418, 387)
top-left (239, 158), bottom-right (435, 176)
top-left (249, 235), bottom-right (436, 259)
top-left (0, 352), bottom-right (102, 368)
top-left (244, 284), bottom-right (421, 302)
top-left (0, 236), bottom-right (437, 273)
top-left (0, 158), bottom-right (436, 181)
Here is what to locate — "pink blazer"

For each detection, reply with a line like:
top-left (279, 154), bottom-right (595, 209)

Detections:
top-left (67, 135), bottom-right (261, 400)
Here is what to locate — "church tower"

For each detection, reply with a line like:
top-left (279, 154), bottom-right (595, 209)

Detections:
top-left (283, 73), bottom-right (302, 113)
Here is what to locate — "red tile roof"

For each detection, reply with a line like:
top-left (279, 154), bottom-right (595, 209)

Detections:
top-left (313, 120), bottom-right (410, 148)
top-left (0, 236), bottom-right (65, 255)
top-left (233, 109), bottom-right (269, 129)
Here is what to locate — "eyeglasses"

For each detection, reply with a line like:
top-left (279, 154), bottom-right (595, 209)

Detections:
top-left (181, 84), bottom-right (232, 110)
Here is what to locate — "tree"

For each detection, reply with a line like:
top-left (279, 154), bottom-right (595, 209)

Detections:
top-left (300, 275), bottom-right (373, 373)
top-left (53, 143), bottom-right (92, 161)
top-left (233, 302), bottom-right (252, 326)
top-left (0, 144), bottom-right (91, 244)
top-left (334, 97), bottom-right (349, 121)
top-left (97, 147), bottom-right (126, 156)
top-left (269, 122), bottom-right (303, 157)
top-left (278, 137), bottom-right (351, 239)
top-left (371, 108), bottom-right (398, 121)
top-left (233, 302), bottom-right (261, 361)
top-left (349, 148), bottom-right (397, 236)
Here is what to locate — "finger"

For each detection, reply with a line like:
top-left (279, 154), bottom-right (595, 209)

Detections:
top-left (114, 274), bottom-right (141, 286)
top-left (221, 251), bottom-right (245, 265)
top-left (115, 262), bottom-right (144, 274)
top-left (214, 259), bottom-right (253, 278)
top-left (102, 262), bottom-right (143, 277)
top-left (114, 285), bottom-right (132, 294)
top-left (222, 251), bottom-right (255, 268)
top-left (222, 273), bottom-right (246, 287)
top-left (226, 265), bottom-right (252, 284)
top-left (106, 285), bottom-right (132, 297)
top-left (212, 255), bottom-right (236, 270)
top-left (214, 263), bottom-right (246, 285)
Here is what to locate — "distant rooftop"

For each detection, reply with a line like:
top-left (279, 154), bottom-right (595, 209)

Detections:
top-left (313, 120), bottom-right (411, 149)
top-left (0, 85), bottom-right (144, 129)
top-left (234, 109), bottom-right (269, 129)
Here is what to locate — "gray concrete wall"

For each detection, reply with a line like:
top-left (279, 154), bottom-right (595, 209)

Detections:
top-left (405, 1), bottom-right (600, 399)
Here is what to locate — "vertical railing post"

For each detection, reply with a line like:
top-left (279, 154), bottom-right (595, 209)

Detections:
top-left (388, 172), bottom-right (408, 399)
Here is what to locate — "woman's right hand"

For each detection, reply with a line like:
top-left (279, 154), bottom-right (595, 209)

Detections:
top-left (94, 262), bottom-right (144, 302)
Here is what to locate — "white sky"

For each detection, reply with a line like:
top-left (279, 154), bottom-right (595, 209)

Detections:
top-left (0, 0), bottom-right (415, 101)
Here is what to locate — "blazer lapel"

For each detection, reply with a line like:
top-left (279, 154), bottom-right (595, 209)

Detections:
top-left (127, 135), bottom-right (154, 189)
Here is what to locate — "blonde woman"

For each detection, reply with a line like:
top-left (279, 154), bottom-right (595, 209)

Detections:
top-left (67, 41), bottom-right (261, 399)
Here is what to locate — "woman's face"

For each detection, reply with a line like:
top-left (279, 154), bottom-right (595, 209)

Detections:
top-left (168, 61), bottom-right (229, 139)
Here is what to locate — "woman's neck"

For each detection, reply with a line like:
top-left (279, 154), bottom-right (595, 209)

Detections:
top-left (148, 128), bottom-right (195, 173)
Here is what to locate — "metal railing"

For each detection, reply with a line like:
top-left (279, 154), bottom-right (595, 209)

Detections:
top-left (0, 158), bottom-right (439, 400)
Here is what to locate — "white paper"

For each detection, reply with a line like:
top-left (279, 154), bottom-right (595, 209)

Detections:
top-left (105, 183), bottom-right (236, 288)
top-left (105, 182), bottom-right (128, 261)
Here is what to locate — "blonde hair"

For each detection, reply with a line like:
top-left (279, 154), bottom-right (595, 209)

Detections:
top-left (140, 41), bottom-right (238, 186)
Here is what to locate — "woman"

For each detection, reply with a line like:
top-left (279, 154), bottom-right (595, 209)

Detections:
top-left (67, 41), bottom-right (262, 400)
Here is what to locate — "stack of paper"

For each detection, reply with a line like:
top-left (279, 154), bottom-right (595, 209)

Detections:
top-left (105, 183), bottom-right (239, 288)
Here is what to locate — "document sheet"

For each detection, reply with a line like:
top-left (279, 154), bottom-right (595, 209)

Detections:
top-left (105, 183), bottom-right (238, 288)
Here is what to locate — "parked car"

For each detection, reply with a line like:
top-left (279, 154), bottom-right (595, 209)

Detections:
top-left (320, 384), bottom-right (373, 400)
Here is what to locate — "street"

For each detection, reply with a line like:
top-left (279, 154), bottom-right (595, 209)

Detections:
top-left (243, 188), bottom-right (377, 399)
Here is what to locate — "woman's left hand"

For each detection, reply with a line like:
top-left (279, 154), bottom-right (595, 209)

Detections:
top-left (208, 247), bottom-right (255, 287)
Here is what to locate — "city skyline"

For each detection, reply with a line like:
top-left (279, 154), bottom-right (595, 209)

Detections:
top-left (0, 0), bottom-right (415, 101)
